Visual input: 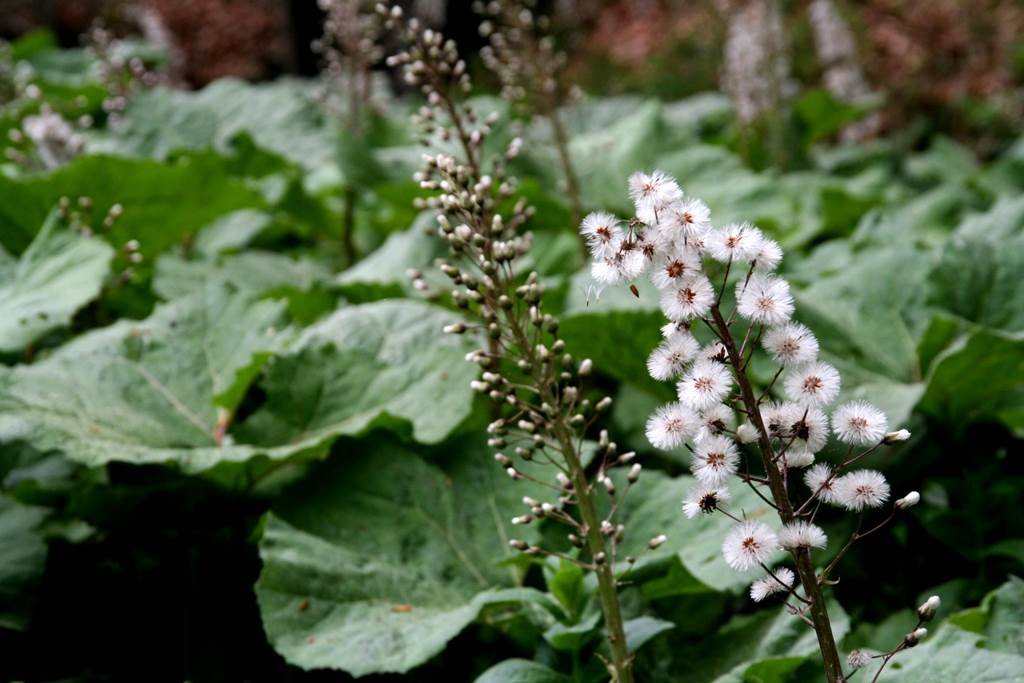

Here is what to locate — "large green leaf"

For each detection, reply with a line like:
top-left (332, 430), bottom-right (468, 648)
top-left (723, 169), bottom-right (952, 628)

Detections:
top-left (0, 152), bottom-right (265, 261)
top-left (637, 601), bottom-right (849, 682)
top-left (92, 79), bottom-right (340, 174)
top-left (0, 493), bottom-right (48, 630)
top-left (918, 328), bottom-right (1024, 434)
top-left (873, 623), bottom-right (1024, 682)
top-left (0, 285), bottom-right (290, 470)
top-left (0, 209), bottom-right (113, 353)
top-left (255, 439), bottom-right (552, 675)
top-left (476, 660), bottom-right (571, 683)
top-left (239, 299), bottom-right (479, 446)
top-left (618, 470), bottom-right (777, 594)
top-left (928, 197), bottom-right (1024, 333)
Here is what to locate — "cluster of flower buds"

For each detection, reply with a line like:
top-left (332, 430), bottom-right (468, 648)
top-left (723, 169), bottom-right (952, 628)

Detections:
top-left (313, 0), bottom-right (384, 126)
top-left (475, 0), bottom-right (576, 114)
top-left (383, 13), bottom-right (653, 679)
top-left (7, 105), bottom-right (87, 170)
top-left (582, 169), bottom-right (919, 681)
top-left (85, 21), bottom-right (165, 126)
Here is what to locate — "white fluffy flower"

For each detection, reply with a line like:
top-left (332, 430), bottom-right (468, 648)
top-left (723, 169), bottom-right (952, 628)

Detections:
top-left (723, 521), bottom-right (778, 571)
top-left (579, 212), bottom-right (623, 259)
top-left (659, 274), bottom-right (715, 321)
top-left (804, 463), bottom-right (841, 505)
top-left (750, 567), bottom-right (795, 602)
top-left (778, 521), bottom-right (828, 549)
top-left (647, 333), bottom-right (700, 380)
top-left (651, 245), bottom-right (702, 290)
top-left (661, 320), bottom-right (690, 340)
top-left (645, 402), bottom-right (701, 450)
top-left (784, 361), bottom-right (841, 407)
top-left (761, 401), bottom-right (799, 440)
top-left (736, 274), bottom-right (794, 325)
top-left (832, 401), bottom-right (889, 446)
top-left (682, 485), bottom-right (730, 518)
top-left (677, 359), bottom-right (733, 410)
top-left (656, 197), bottom-right (711, 244)
top-left (835, 470), bottom-right (890, 511)
top-left (629, 170), bottom-right (682, 224)
top-left (762, 322), bottom-right (819, 366)
top-left (706, 222), bottom-right (763, 263)
top-left (691, 435), bottom-right (740, 486)
top-left (750, 236), bottom-right (783, 271)
top-left (591, 248), bottom-right (646, 284)
top-left (847, 651), bottom-right (871, 671)
top-left (701, 341), bottom-right (729, 364)
top-left (790, 406), bottom-right (830, 453)
top-left (736, 422), bottom-right (760, 444)
top-left (698, 404), bottom-right (735, 440)
top-left (781, 450), bottom-right (815, 469)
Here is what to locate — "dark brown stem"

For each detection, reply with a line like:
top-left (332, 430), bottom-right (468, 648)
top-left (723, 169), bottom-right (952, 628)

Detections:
top-left (710, 304), bottom-right (845, 683)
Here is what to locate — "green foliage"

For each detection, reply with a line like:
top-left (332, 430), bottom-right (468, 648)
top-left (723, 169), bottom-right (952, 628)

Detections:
top-left (0, 37), bottom-right (1022, 683)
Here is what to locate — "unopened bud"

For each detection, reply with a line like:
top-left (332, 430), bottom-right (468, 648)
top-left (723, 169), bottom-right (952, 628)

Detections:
top-left (601, 476), bottom-right (615, 495)
top-left (896, 491), bottom-right (920, 509)
top-left (568, 533), bottom-right (583, 547)
top-left (904, 627), bottom-right (927, 647)
top-left (648, 534), bottom-right (667, 549)
top-left (494, 453), bottom-right (511, 466)
top-left (506, 467), bottom-right (520, 480)
top-left (509, 539), bottom-right (528, 551)
top-left (600, 520), bottom-right (614, 536)
top-left (443, 323), bottom-right (466, 334)
top-left (578, 359), bottom-right (593, 376)
top-left (522, 496), bottom-right (539, 507)
top-left (595, 396), bottom-right (613, 412)
top-left (593, 552), bottom-right (606, 565)
top-left (884, 429), bottom-right (911, 444)
top-left (917, 595), bottom-right (940, 621)
top-left (627, 464), bottom-right (642, 483)
top-left (511, 515), bottom-right (533, 525)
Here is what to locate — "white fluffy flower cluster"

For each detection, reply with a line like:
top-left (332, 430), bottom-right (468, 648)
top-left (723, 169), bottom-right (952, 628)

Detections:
top-left (580, 170), bottom-right (910, 602)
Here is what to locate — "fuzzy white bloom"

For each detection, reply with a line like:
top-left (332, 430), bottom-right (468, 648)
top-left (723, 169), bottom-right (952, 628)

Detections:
top-left (592, 249), bottom-right (646, 284)
top-left (791, 406), bottom-right (830, 453)
top-left (762, 322), bottom-right (819, 366)
top-left (835, 470), bottom-right (890, 511)
top-left (832, 401), bottom-right (889, 446)
top-left (736, 422), bottom-right (760, 443)
top-left (682, 485), bottom-right (730, 518)
top-left (804, 463), bottom-right (841, 505)
top-left (659, 275), bottom-right (715, 321)
top-left (691, 435), bottom-right (740, 486)
top-left (750, 567), bottom-right (795, 602)
top-left (656, 197), bottom-right (712, 245)
top-left (778, 521), bottom-right (828, 549)
top-left (706, 222), bottom-right (763, 263)
top-left (750, 236), bottom-right (783, 271)
top-left (781, 450), bottom-right (815, 469)
top-left (647, 332), bottom-right (700, 380)
top-left (847, 650), bottom-right (871, 670)
top-left (579, 211), bottom-right (623, 259)
top-left (736, 274), bottom-right (794, 325)
top-left (629, 170), bottom-right (682, 224)
top-left (651, 245), bottom-right (702, 290)
top-left (701, 341), bottom-right (729, 364)
top-left (645, 402), bottom-right (701, 450)
top-left (698, 404), bottom-right (735, 440)
top-left (677, 359), bottom-right (733, 410)
top-left (723, 521), bottom-right (778, 571)
top-left (784, 361), bottom-right (841, 407)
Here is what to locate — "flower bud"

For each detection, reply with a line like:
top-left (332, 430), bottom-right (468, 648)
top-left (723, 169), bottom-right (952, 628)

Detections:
top-left (628, 464), bottom-right (642, 483)
top-left (917, 595), bottom-right (940, 621)
top-left (511, 515), bottom-right (533, 525)
top-left (895, 491), bottom-right (920, 509)
top-left (904, 627), bottom-right (928, 647)
top-left (509, 539), bottom-right (528, 551)
top-left (522, 496), bottom-right (539, 507)
top-left (578, 359), bottom-right (593, 376)
top-left (595, 396), bottom-right (613, 412)
top-left (884, 429), bottom-right (911, 444)
top-left (493, 453), bottom-right (511, 466)
top-left (648, 534), bottom-right (667, 549)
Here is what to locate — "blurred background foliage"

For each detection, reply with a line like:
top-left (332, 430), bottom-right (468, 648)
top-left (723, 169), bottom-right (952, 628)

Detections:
top-left (0, 1), bottom-right (1021, 682)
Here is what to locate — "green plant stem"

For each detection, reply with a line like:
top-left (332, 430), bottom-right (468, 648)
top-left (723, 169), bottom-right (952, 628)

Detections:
top-left (548, 109), bottom-right (583, 228)
top-left (709, 304), bottom-right (845, 683)
top-left (556, 424), bottom-right (634, 683)
top-left (341, 186), bottom-right (357, 266)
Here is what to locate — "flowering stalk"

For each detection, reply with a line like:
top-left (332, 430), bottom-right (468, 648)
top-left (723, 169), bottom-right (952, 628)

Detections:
top-left (380, 7), bottom-right (652, 680)
top-left (476, 0), bottom-right (584, 225)
top-left (582, 170), bottom-right (920, 683)
top-left (314, 0), bottom-right (385, 265)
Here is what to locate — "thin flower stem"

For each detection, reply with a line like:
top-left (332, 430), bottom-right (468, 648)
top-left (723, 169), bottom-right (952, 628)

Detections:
top-left (709, 303), bottom-right (846, 683)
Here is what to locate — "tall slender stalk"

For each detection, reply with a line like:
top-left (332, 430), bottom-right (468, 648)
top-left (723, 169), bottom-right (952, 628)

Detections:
top-left (709, 303), bottom-right (844, 682)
